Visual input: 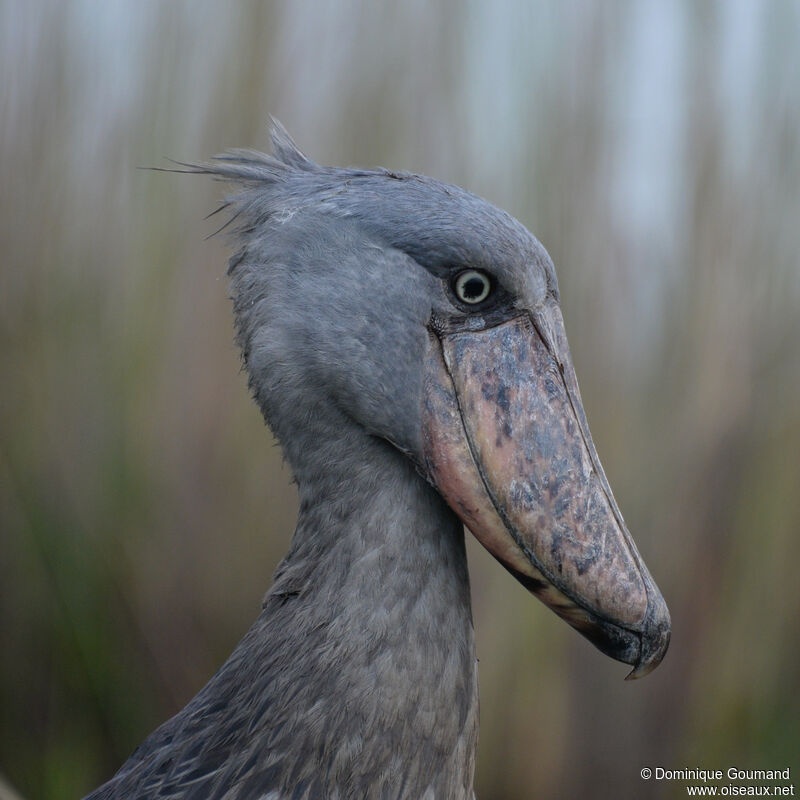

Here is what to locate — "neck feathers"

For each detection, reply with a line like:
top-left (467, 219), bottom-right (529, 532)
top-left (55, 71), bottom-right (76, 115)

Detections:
top-left (89, 437), bottom-right (479, 800)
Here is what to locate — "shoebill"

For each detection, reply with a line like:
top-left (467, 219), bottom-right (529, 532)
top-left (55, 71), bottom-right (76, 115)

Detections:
top-left (85, 123), bottom-right (670, 800)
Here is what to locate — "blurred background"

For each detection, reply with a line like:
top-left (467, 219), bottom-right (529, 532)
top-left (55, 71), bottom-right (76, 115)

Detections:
top-left (1, 1), bottom-right (799, 798)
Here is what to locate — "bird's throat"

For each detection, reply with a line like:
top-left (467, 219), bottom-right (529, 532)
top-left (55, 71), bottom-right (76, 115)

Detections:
top-left (163, 436), bottom-right (480, 799)
top-left (252, 438), bottom-right (480, 797)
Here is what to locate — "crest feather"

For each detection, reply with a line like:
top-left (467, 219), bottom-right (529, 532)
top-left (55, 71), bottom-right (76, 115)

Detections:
top-left (269, 117), bottom-right (315, 169)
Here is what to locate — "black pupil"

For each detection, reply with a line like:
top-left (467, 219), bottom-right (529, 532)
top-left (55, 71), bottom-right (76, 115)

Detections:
top-left (462, 276), bottom-right (486, 300)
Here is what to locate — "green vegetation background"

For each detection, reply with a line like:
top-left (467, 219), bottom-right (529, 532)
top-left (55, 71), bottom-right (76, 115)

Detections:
top-left (1, 3), bottom-right (798, 798)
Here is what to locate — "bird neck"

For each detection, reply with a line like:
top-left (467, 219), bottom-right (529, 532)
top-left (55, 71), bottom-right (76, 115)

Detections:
top-left (87, 430), bottom-right (480, 799)
top-left (254, 432), bottom-right (479, 797)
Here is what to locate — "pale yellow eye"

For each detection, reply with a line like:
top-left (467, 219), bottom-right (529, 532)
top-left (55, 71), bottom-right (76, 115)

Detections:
top-left (454, 270), bottom-right (492, 304)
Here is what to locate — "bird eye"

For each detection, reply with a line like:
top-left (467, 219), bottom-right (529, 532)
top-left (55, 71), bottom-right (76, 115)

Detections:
top-left (453, 270), bottom-right (492, 305)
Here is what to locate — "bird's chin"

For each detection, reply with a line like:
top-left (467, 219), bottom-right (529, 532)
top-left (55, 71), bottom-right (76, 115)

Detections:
top-left (421, 308), bottom-right (670, 678)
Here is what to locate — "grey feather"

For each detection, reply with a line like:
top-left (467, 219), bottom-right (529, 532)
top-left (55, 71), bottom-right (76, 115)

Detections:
top-left (85, 122), bottom-right (560, 800)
